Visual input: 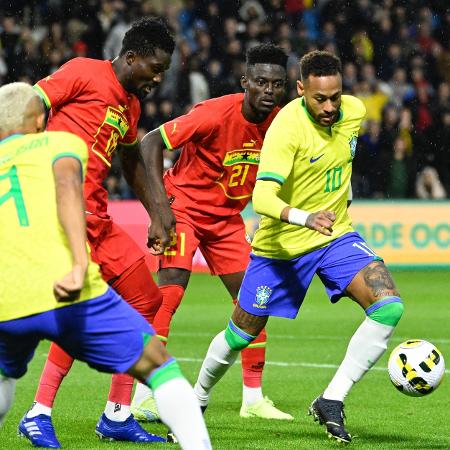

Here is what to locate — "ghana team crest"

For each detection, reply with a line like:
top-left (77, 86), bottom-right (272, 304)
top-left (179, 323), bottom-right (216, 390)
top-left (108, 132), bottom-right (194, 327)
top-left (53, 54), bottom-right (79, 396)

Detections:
top-left (349, 133), bottom-right (358, 159)
top-left (253, 285), bottom-right (272, 309)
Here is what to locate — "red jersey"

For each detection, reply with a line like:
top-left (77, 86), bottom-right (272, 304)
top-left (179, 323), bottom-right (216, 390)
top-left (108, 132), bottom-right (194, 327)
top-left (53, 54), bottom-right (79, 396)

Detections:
top-left (160, 93), bottom-right (279, 217)
top-left (34, 57), bottom-right (140, 217)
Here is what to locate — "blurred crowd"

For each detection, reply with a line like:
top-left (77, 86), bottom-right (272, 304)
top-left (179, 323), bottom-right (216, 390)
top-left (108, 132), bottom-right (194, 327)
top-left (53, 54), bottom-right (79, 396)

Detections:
top-left (1, 0), bottom-right (449, 200)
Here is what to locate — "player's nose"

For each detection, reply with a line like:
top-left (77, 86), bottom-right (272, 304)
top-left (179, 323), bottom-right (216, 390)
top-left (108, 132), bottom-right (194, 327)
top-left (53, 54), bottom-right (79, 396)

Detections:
top-left (264, 82), bottom-right (273, 94)
top-left (153, 72), bottom-right (162, 83)
top-left (323, 99), bottom-right (336, 113)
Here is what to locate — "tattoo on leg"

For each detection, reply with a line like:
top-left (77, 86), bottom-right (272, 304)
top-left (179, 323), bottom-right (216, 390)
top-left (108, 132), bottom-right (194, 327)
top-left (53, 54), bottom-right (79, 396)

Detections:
top-left (362, 262), bottom-right (399, 298)
top-left (232, 306), bottom-right (267, 336)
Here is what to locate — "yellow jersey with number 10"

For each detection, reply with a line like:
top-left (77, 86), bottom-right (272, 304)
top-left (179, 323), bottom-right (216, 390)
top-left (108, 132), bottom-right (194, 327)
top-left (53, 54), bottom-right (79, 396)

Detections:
top-left (253, 95), bottom-right (366, 259)
top-left (0, 131), bottom-right (107, 322)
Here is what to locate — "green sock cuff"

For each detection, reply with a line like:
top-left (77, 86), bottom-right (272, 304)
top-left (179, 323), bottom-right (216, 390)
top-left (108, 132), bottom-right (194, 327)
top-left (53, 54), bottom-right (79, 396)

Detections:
top-left (224, 320), bottom-right (256, 351)
top-left (367, 297), bottom-right (404, 327)
top-left (146, 358), bottom-right (184, 391)
top-left (142, 332), bottom-right (153, 347)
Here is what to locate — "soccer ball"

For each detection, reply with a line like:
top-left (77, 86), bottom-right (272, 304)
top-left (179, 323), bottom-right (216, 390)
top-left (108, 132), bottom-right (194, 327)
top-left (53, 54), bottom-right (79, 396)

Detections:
top-left (388, 339), bottom-right (445, 397)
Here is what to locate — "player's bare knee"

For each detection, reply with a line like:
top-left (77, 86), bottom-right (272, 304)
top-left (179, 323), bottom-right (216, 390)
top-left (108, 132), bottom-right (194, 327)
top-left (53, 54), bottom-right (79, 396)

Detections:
top-left (231, 303), bottom-right (267, 336)
top-left (158, 267), bottom-right (190, 289)
top-left (350, 261), bottom-right (400, 307)
top-left (127, 336), bottom-right (171, 381)
top-left (220, 271), bottom-right (245, 299)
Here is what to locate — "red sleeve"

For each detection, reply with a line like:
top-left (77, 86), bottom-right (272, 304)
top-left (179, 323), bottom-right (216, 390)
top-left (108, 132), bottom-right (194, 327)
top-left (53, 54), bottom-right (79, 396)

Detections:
top-left (33, 58), bottom-right (89, 109)
top-left (159, 102), bottom-right (218, 150)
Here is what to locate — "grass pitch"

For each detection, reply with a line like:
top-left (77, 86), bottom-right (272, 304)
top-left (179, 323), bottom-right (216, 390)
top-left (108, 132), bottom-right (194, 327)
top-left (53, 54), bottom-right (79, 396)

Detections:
top-left (1, 271), bottom-right (449, 449)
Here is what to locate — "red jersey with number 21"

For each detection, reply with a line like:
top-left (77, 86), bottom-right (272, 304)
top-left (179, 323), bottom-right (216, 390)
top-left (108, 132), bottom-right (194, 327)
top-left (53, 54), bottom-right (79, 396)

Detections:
top-left (34, 57), bottom-right (140, 217)
top-left (160, 93), bottom-right (279, 217)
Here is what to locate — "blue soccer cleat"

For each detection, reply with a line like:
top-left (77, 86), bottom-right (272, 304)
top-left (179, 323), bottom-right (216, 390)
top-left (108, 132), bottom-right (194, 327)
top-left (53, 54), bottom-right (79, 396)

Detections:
top-left (95, 413), bottom-right (166, 443)
top-left (18, 414), bottom-right (61, 448)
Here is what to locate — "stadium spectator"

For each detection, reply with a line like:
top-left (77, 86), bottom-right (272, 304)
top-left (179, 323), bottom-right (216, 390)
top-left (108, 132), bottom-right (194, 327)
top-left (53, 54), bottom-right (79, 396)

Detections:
top-left (386, 136), bottom-right (415, 199)
top-left (2, 0), bottom-right (450, 199)
top-left (388, 67), bottom-right (415, 109)
top-left (415, 166), bottom-right (447, 199)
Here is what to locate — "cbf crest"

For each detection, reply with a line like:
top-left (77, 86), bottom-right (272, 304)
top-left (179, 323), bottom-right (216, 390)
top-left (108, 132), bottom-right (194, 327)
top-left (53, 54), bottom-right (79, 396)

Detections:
top-left (349, 133), bottom-right (358, 159)
top-left (253, 285), bottom-right (272, 309)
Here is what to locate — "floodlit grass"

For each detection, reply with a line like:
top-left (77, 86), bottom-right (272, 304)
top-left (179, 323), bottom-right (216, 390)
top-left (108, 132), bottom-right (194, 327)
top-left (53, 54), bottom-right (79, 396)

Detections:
top-left (2, 271), bottom-right (449, 449)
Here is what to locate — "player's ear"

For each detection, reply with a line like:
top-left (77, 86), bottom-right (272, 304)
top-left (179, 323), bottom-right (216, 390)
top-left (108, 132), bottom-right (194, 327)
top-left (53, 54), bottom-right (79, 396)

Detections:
top-left (36, 111), bottom-right (46, 132)
top-left (125, 50), bottom-right (136, 66)
top-left (240, 75), bottom-right (248, 91)
top-left (297, 79), bottom-right (304, 96)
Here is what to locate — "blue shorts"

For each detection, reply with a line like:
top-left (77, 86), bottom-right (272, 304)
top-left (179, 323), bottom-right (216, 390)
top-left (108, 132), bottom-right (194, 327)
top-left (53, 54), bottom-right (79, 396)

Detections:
top-left (0, 288), bottom-right (154, 379)
top-left (238, 232), bottom-right (382, 319)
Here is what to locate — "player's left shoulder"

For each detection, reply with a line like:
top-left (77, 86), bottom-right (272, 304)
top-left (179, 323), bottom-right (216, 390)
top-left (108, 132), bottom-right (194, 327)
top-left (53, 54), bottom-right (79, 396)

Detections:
top-left (341, 95), bottom-right (366, 120)
top-left (47, 131), bottom-right (88, 158)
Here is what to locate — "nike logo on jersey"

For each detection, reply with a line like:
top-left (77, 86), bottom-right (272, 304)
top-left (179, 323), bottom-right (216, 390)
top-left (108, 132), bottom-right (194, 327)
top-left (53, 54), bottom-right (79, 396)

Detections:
top-left (310, 154), bottom-right (324, 163)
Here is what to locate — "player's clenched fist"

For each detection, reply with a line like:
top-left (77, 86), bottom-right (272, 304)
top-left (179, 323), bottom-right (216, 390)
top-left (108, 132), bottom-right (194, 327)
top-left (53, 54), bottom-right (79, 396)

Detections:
top-left (305, 210), bottom-right (336, 236)
top-left (53, 264), bottom-right (87, 302)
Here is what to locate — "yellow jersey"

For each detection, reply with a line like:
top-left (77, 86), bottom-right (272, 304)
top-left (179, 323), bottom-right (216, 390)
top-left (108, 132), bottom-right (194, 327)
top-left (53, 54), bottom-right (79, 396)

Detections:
top-left (253, 95), bottom-right (366, 259)
top-left (0, 131), bottom-right (107, 321)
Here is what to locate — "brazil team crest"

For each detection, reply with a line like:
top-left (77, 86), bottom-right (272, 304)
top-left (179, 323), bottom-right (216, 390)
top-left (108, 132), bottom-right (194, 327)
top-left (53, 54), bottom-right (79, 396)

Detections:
top-left (253, 285), bottom-right (272, 309)
top-left (349, 134), bottom-right (358, 159)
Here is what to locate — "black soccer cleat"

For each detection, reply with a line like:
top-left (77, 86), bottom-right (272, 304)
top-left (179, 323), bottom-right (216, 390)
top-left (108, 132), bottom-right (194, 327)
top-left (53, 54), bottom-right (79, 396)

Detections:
top-left (309, 395), bottom-right (352, 443)
top-left (167, 430), bottom-right (178, 444)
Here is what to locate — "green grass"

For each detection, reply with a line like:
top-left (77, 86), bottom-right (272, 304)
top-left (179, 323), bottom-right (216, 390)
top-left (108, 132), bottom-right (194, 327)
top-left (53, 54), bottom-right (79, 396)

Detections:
top-left (1, 271), bottom-right (449, 449)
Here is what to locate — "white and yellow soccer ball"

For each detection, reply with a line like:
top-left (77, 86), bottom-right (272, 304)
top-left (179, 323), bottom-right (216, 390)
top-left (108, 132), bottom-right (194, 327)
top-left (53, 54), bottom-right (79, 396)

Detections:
top-left (388, 339), bottom-right (445, 397)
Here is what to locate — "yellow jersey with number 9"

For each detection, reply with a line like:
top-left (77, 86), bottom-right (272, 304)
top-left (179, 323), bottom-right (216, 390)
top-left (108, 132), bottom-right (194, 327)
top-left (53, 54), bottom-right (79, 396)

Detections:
top-left (0, 131), bottom-right (107, 321)
top-left (253, 95), bottom-right (366, 259)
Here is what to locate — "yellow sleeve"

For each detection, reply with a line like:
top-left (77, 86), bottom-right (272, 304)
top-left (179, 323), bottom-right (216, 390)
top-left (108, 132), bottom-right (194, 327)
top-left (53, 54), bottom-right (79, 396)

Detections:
top-left (48, 132), bottom-right (88, 181)
top-left (50, 132), bottom-right (88, 164)
top-left (252, 179), bottom-right (288, 220)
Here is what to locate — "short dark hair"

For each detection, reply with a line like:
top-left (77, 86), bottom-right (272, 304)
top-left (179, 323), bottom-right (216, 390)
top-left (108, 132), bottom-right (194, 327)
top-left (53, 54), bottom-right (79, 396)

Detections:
top-left (120, 17), bottom-right (175, 57)
top-left (246, 43), bottom-right (288, 69)
top-left (300, 50), bottom-right (342, 80)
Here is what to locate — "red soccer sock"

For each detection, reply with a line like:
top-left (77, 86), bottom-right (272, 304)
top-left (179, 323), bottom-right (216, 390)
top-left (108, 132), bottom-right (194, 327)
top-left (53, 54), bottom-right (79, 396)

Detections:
top-left (231, 298), bottom-right (267, 388)
top-left (152, 284), bottom-right (185, 344)
top-left (35, 343), bottom-right (74, 408)
top-left (111, 257), bottom-right (162, 324)
top-left (108, 374), bottom-right (134, 406)
top-left (241, 328), bottom-right (267, 388)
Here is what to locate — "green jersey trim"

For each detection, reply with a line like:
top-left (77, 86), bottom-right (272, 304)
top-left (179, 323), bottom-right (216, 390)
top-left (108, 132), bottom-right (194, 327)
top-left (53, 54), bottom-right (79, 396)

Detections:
top-left (33, 85), bottom-right (51, 109)
top-left (52, 152), bottom-right (82, 162)
top-left (120, 139), bottom-right (138, 147)
top-left (159, 125), bottom-right (173, 150)
top-left (52, 152), bottom-right (84, 180)
top-left (257, 171), bottom-right (285, 185)
top-left (0, 134), bottom-right (24, 146)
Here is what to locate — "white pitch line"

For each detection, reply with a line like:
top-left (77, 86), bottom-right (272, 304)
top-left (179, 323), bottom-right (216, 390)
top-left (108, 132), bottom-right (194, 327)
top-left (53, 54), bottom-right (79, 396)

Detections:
top-left (37, 351), bottom-right (449, 375)
top-left (172, 332), bottom-right (450, 345)
top-left (176, 356), bottom-right (450, 374)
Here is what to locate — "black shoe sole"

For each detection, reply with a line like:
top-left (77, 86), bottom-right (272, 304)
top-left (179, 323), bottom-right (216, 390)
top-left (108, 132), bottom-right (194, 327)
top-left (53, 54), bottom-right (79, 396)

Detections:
top-left (308, 402), bottom-right (351, 444)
